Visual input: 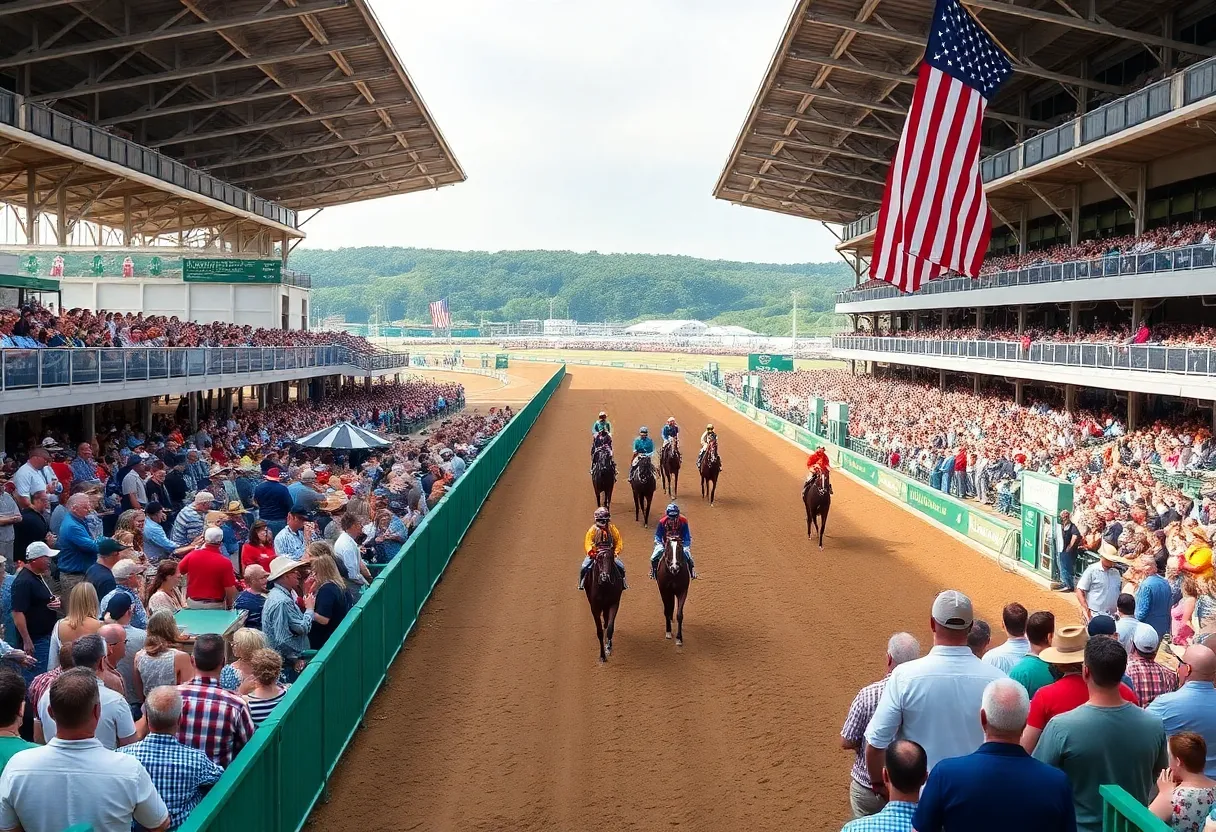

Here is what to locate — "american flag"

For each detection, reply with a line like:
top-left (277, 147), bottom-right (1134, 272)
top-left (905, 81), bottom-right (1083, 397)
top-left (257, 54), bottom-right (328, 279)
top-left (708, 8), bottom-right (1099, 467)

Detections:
top-left (429, 298), bottom-right (451, 330)
top-left (869, 0), bottom-right (1013, 293)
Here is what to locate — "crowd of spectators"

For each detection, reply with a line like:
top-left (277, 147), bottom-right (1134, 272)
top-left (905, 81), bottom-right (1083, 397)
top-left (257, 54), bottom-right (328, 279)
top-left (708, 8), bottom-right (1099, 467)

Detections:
top-left (980, 222), bottom-right (1216, 276)
top-left (0, 303), bottom-right (377, 353)
top-left (500, 338), bottom-right (832, 359)
top-left (839, 322), bottom-right (1216, 349)
top-left (0, 376), bottom-right (518, 830)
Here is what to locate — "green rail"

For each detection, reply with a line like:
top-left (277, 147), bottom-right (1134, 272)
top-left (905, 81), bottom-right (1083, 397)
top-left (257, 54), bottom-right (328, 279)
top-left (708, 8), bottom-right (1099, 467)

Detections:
top-left (178, 364), bottom-right (566, 832)
top-left (1100, 785), bottom-right (1170, 832)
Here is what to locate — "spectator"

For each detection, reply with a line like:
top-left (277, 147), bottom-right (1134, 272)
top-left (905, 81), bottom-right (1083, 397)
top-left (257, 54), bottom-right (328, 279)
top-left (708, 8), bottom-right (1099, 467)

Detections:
top-left (120, 686), bottom-right (224, 831)
top-left (234, 564), bottom-right (268, 630)
top-left (86, 536), bottom-right (132, 600)
top-left (177, 634), bottom-right (254, 767)
top-left (1009, 611), bottom-right (1056, 698)
top-left (1115, 593), bottom-right (1139, 652)
top-left (12, 448), bottom-right (56, 514)
top-left (0, 668), bottom-right (169, 832)
top-left (1149, 732), bottom-right (1216, 830)
top-left (262, 557), bottom-right (313, 678)
top-left (1148, 644), bottom-right (1216, 777)
top-left (219, 629), bottom-right (266, 694)
top-left (1136, 555), bottom-right (1174, 640)
top-left (142, 502), bottom-right (189, 564)
top-left (840, 632), bottom-right (920, 819)
top-left (1022, 626), bottom-right (1139, 753)
top-left (967, 619), bottom-right (992, 658)
top-left (864, 591), bottom-right (1006, 785)
top-left (133, 611), bottom-right (192, 698)
top-left (243, 648), bottom-right (288, 727)
top-left (1125, 623), bottom-right (1178, 708)
top-left (0, 669), bottom-right (35, 771)
top-left (240, 521), bottom-right (276, 573)
top-left (9, 542), bottom-right (59, 679)
top-left (984, 603), bottom-right (1030, 672)
top-left (1032, 636), bottom-right (1168, 832)
top-left (170, 492), bottom-right (212, 550)
top-left (100, 559), bottom-right (149, 631)
top-left (334, 513), bottom-right (371, 590)
top-left (1056, 510), bottom-right (1082, 593)
top-left (840, 740), bottom-right (927, 832)
top-left (253, 469), bottom-right (292, 537)
top-left (307, 552), bottom-right (349, 651)
top-left (1076, 544), bottom-right (1124, 621)
top-left (0, 474), bottom-right (18, 568)
top-left (178, 527), bottom-right (236, 611)
top-left (55, 493), bottom-right (100, 598)
top-left (48, 582), bottom-right (102, 673)
top-left (273, 506), bottom-right (313, 562)
top-left (145, 559), bottom-right (186, 616)
top-left (37, 634), bottom-right (136, 750)
top-left (913, 678), bottom-right (1074, 831)
top-left (101, 598), bottom-right (145, 721)
top-left (13, 490), bottom-right (51, 570)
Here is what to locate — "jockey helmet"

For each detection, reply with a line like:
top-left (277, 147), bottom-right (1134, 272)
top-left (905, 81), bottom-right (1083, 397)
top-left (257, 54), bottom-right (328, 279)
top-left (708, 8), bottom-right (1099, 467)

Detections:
top-left (639, 426), bottom-right (649, 435)
top-left (598, 411), bottom-right (607, 418)
top-left (666, 503), bottom-right (680, 517)
top-left (594, 507), bottom-right (610, 523)
top-left (667, 417), bottom-right (676, 424)
top-left (705, 424), bottom-right (714, 431)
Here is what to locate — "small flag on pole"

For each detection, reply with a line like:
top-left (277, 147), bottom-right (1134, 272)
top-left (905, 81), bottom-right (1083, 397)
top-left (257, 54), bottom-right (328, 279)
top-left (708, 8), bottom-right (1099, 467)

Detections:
top-left (869, 0), bottom-right (1013, 293)
top-left (429, 299), bottom-right (451, 330)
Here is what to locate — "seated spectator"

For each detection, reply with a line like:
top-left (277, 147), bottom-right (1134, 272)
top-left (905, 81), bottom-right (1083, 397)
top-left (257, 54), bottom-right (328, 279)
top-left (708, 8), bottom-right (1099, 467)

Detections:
top-left (177, 634), bottom-right (254, 767)
top-left (1009, 611), bottom-right (1056, 698)
top-left (220, 628), bottom-right (266, 694)
top-left (983, 603), bottom-right (1030, 672)
top-left (145, 559), bottom-right (186, 616)
top-left (240, 521), bottom-right (276, 573)
top-left (234, 564), bottom-right (269, 630)
top-left (133, 611), bottom-right (192, 698)
top-left (243, 648), bottom-right (289, 727)
top-left (1149, 732), bottom-right (1216, 830)
top-left (1125, 623), bottom-right (1178, 708)
top-left (120, 686), bottom-right (224, 831)
top-left (1148, 644), bottom-right (1216, 777)
top-left (1032, 636), bottom-right (1168, 832)
top-left (36, 634), bottom-right (135, 750)
top-left (840, 740), bottom-right (927, 832)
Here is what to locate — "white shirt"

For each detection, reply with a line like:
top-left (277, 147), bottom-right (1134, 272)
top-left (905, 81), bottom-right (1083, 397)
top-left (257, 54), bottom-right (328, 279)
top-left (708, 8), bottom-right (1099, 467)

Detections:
top-left (0, 737), bottom-right (167, 832)
top-left (1077, 563), bottom-right (1121, 615)
top-left (864, 644), bottom-right (1007, 772)
top-left (335, 532), bottom-right (366, 586)
top-left (982, 636), bottom-right (1030, 673)
top-left (121, 469), bottom-right (147, 506)
top-left (38, 678), bottom-right (136, 750)
top-left (12, 463), bottom-right (50, 501)
top-left (1116, 615), bottom-right (1139, 653)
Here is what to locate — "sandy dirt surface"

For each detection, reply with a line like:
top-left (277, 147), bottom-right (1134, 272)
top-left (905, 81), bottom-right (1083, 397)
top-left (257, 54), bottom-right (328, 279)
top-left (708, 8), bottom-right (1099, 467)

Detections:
top-left (311, 365), bottom-right (1080, 832)
top-left (394, 343), bottom-right (844, 373)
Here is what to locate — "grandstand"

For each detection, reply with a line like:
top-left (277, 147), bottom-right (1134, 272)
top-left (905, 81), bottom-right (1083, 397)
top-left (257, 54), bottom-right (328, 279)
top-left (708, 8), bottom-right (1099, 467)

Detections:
top-left (715, 0), bottom-right (1216, 432)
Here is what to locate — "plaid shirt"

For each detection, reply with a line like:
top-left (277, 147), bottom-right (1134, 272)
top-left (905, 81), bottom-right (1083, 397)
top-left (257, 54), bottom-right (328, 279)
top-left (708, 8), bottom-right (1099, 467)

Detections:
top-left (1125, 654), bottom-right (1178, 708)
top-left (27, 667), bottom-right (63, 710)
top-left (178, 676), bottom-right (254, 767)
top-left (841, 800), bottom-right (916, 832)
top-left (120, 732), bottom-right (224, 830)
top-left (841, 676), bottom-right (888, 790)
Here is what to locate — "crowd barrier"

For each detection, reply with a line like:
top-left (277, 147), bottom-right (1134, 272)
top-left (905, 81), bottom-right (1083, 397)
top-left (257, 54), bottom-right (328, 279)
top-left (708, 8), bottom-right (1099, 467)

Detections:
top-left (178, 364), bottom-right (566, 832)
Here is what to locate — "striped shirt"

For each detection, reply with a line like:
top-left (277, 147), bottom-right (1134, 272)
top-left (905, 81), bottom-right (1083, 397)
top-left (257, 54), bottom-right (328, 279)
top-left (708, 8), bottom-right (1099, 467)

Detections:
top-left (177, 676), bottom-right (254, 767)
top-left (170, 505), bottom-right (206, 547)
top-left (262, 585), bottom-right (312, 663)
top-left (273, 526), bottom-right (306, 561)
top-left (245, 686), bottom-right (289, 726)
top-left (119, 733), bottom-right (224, 830)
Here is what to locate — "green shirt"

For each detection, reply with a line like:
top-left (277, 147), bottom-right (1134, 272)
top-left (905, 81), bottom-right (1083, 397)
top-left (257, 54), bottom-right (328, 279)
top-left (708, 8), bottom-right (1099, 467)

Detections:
top-left (593, 420), bottom-right (611, 435)
top-left (1032, 702), bottom-right (1167, 832)
top-left (1009, 654), bottom-right (1055, 698)
top-left (0, 736), bottom-right (37, 773)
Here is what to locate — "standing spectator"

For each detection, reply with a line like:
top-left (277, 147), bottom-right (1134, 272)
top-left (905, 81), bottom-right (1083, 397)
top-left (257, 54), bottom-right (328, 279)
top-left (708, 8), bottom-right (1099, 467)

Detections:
top-left (234, 564), bottom-right (268, 630)
top-left (1148, 644), bottom-right (1216, 777)
top-left (177, 634), bottom-right (254, 767)
top-left (840, 632), bottom-right (920, 819)
top-left (170, 492), bottom-right (212, 549)
top-left (12, 448), bottom-right (55, 513)
top-left (1136, 557), bottom-right (1174, 641)
top-left (86, 537), bottom-right (131, 600)
top-left (1055, 510), bottom-right (1082, 592)
top-left (133, 612), bottom-right (193, 698)
top-left (102, 595), bottom-right (145, 722)
top-left (0, 473), bottom-right (19, 567)
top-left (967, 619), bottom-right (992, 658)
top-left (1076, 544), bottom-right (1123, 621)
top-left (0, 668), bottom-right (169, 832)
top-left (0, 669), bottom-right (35, 770)
top-left (254, 469), bottom-right (292, 537)
top-left (983, 603), bottom-right (1030, 673)
top-left (840, 740), bottom-right (927, 832)
top-left (10, 542), bottom-right (59, 679)
top-left (36, 634), bottom-right (136, 750)
top-left (864, 591), bottom-right (1006, 785)
top-left (1149, 733), bottom-right (1216, 830)
top-left (243, 648), bottom-right (288, 727)
top-left (178, 527), bottom-right (236, 610)
top-left (13, 491), bottom-right (51, 568)
top-left (120, 686), bottom-right (224, 831)
top-left (1125, 623), bottom-right (1178, 709)
top-left (273, 506), bottom-right (312, 561)
top-left (307, 553), bottom-right (349, 650)
top-left (57, 494), bottom-right (100, 599)
top-left (1032, 636), bottom-right (1168, 832)
top-left (913, 678), bottom-right (1074, 831)
top-left (1115, 594), bottom-right (1139, 653)
top-left (1009, 611), bottom-right (1056, 698)
top-left (262, 557), bottom-right (314, 677)
top-left (121, 455), bottom-right (148, 512)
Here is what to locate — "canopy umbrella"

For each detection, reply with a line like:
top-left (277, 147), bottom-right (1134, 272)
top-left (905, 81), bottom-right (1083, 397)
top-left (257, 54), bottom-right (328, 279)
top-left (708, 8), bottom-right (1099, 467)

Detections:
top-left (292, 421), bottom-right (391, 450)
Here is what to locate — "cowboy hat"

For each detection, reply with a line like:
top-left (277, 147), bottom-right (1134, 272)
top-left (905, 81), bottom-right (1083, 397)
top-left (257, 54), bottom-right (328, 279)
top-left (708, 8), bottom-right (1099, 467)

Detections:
top-left (267, 556), bottom-right (308, 582)
top-left (208, 463), bottom-right (232, 477)
top-left (1038, 625), bottom-right (1089, 664)
top-left (319, 494), bottom-right (347, 513)
top-left (224, 500), bottom-right (249, 514)
top-left (1097, 541), bottom-right (1131, 564)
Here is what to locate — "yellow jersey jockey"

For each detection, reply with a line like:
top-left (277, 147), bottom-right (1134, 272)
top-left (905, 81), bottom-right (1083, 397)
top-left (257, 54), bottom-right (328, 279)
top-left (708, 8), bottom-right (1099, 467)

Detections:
top-left (697, 424), bottom-right (721, 470)
top-left (579, 506), bottom-right (627, 591)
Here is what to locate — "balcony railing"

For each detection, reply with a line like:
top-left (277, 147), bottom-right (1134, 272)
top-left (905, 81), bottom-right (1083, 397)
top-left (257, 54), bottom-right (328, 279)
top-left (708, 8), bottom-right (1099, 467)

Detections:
top-left (841, 55), bottom-right (1216, 242)
top-left (0, 88), bottom-right (297, 230)
top-left (832, 335), bottom-right (1216, 376)
top-left (836, 241), bottom-right (1216, 304)
top-left (0, 346), bottom-right (409, 391)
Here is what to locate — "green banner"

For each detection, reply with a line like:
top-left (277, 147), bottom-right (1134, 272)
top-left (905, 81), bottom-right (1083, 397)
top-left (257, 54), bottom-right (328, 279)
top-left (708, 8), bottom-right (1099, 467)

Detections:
top-left (0, 273), bottom-right (59, 292)
top-left (748, 353), bottom-right (794, 372)
top-left (183, 258), bottom-right (282, 284)
top-left (764, 414), bottom-right (785, 433)
top-left (495, 354), bottom-right (509, 369)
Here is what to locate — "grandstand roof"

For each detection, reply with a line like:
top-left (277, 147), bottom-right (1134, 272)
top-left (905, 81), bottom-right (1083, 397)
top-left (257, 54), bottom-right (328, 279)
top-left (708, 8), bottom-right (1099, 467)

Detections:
top-left (0, 0), bottom-right (464, 213)
top-left (624, 320), bottom-right (709, 335)
top-left (705, 325), bottom-right (759, 336)
top-left (712, 0), bottom-right (1213, 226)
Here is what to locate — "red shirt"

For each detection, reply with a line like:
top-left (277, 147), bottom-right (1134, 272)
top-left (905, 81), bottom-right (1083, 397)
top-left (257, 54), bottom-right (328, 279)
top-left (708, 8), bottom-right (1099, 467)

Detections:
top-left (1027, 672), bottom-right (1139, 729)
top-left (240, 543), bottom-right (275, 574)
top-left (50, 461), bottom-right (72, 488)
top-left (179, 544), bottom-right (236, 602)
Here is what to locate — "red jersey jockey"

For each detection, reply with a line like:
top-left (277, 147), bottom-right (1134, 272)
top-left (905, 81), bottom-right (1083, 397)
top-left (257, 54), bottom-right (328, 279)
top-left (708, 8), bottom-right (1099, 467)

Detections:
top-left (650, 503), bottom-right (695, 580)
top-left (805, 447), bottom-right (833, 494)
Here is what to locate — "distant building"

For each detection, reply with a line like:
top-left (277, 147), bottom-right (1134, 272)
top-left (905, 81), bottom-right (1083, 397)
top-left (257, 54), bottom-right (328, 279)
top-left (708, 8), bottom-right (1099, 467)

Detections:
top-left (624, 320), bottom-right (708, 337)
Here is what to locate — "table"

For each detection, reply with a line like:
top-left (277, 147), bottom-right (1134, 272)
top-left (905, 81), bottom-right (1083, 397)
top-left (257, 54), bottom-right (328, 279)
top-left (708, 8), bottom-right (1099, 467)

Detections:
top-left (174, 609), bottom-right (247, 640)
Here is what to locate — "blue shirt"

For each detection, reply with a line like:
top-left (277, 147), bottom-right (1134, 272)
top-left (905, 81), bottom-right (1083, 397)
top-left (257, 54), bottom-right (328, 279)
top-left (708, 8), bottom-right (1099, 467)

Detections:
top-left (170, 505), bottom-right (206, 547)
top-left (56, 513), bottom-right (99, 574)
top-left (1134, 574), bottom-right (1172, 640)
top-left (254, 481), bottom-right (293, 521)
top-left (912, 742), bottom-right (1075, 832)
top-left (143, 518), bottom-right (176, 563)
top-left (274, 526), bottom-right (306, 561)
top-left (119, 733), bottom-right (224, 829)
top-left (841, 799), bottom-right (917, 832)
top-left (633, 436), bottom-right (654, 454)
top-left (1147, 682), bottom-right (1216, 777)
top-left (234, 590), bottom-right (265, 630)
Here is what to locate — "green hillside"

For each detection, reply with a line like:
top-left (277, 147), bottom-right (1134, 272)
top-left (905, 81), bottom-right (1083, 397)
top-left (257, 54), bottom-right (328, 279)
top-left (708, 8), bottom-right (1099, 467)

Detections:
top-left (290, 247), bottom-right (852, 336)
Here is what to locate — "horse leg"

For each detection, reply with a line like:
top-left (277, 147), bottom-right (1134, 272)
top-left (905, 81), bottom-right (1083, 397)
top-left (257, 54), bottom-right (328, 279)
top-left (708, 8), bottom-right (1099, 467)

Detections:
top-left (604, 604), bottom-right (618, 657)
top-left (634, 489), bottom-right (640, 523)
top-left (592, 604), bottom-right (606, 662)
top-left (662, 587), bottom-right (674, 639)
top-left (710, 477), bottom-right (717, 506)
top-left (673, 470), bottom-right (678, 499)
top-left (675, 590), bottom-right (687, 646)
top-left (806, 505), bottom-right (813, 539)
top-left (818, 509), bottom-right (828, 550)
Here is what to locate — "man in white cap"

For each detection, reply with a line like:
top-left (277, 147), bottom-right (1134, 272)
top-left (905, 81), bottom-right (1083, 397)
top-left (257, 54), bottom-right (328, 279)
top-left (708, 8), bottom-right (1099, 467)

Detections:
top-left (864, 590), bottom-right (1006, 795)
top-left (10, 542), bottom-right (61, 678)
top-left (1123, 623), bottom-right (1177, 709)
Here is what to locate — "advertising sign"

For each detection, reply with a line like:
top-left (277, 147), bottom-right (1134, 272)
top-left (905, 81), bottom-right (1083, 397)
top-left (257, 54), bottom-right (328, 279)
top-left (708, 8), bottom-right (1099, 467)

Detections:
top-left (183, 258), bottom-right (282, 284)
top-left (747, 353), bottom-right (794, 372)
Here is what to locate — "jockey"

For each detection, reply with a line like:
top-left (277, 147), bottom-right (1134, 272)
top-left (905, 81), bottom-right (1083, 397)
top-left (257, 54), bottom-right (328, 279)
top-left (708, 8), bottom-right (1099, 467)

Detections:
top-left (630, 426), bottom-right (654, 475)
top-left (661, 417), bottom-right (679, 452)
top-left (805, 447), bottom-right (833, 494)
top-left (579, 506), bottom-right (627, 591)
top-left (590, 427), bottom-right (614, 474)
top-left (651, 503), bottom-right (695, 580)
top-left (592, 411), bottom-right (612, 437)
top-left (697, 424), bottom-right (721, 470)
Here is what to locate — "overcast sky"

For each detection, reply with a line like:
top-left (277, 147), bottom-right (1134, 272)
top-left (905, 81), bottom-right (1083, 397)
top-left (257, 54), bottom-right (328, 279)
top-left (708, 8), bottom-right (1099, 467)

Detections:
top-left (298, 0), bottom-right (842, 264)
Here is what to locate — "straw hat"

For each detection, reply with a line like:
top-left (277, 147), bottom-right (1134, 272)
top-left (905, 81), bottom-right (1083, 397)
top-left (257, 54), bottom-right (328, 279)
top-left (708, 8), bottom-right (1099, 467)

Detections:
top-left (267, 556), bottom-right (308, 582)
top-left (209, 463), bottom-right (231, 477)
top-left (319, 494), bottom-right (347, 513)
top-left (224, 500), bottom-right (249, 515)
top-left (1039, 626), bottom-right (1088, 664)
top-left (1098, 541), bottom-right (1134, 566)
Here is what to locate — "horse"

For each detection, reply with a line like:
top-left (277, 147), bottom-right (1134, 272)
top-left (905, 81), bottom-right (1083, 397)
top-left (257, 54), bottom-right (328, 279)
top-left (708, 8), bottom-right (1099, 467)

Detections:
top-left (591, 446), bottom-right (616, 508)
top-left (656, 536), bottom-right (690, 645)
top-left (802, 471), bottom-right (831, 549)
top-left (660, 440), bottom-right (681, 498)
top-left (630, 454), bottom-right (657, 525)
top-left (584, 546), bottom-right (623, 662)
top-left (699, 440), bottom-right (721, 506)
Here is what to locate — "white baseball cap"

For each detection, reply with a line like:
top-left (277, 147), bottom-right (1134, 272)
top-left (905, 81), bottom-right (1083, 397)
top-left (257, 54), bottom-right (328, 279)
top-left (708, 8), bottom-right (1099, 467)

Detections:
top-left (24, 542), bottom-right (58, 561)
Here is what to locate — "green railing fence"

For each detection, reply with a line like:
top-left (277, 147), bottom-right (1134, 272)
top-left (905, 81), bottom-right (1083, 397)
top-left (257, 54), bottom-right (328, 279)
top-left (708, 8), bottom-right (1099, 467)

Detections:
top-left (179, 364), bottom-right (566, 832)
top-left (1100, 785), bottom-right (1170, 832)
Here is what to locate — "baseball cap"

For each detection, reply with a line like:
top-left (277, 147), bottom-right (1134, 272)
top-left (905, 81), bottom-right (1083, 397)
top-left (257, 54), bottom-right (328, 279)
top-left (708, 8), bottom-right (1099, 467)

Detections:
top-left (112, 560), bottom-right (144, 580)
top-left (204, 527), bottom-right (224, 545)
top-left (1132, 622), bottom-right (1160, 654)
top-left (1087, 614), bottom-right (1117, 637)
top-left (930, 590), bottom-right (974, 630)
top-left (103, 592), bottom-right (133, 620)
top-left (24, 541), bottom-right (58, 561)
top-left (145, 501), bottom-right (164, 517)
top-left (97, 537), bottom-right (131, 557)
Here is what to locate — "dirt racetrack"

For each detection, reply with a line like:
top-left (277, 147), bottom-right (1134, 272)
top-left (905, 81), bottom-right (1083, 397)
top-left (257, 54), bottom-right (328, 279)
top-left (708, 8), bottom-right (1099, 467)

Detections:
top-left (312, 365), bottom-right (1078, 832)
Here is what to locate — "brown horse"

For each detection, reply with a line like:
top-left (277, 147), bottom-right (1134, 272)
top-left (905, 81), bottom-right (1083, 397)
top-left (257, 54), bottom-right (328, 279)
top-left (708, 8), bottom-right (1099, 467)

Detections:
top-left (630, 454), bottom-right (657, 525)
top-left (660, 440), bottom-right (681, 498)
top-left (802, 471), bottom-right (831, 549)
top-left (656, 537), bottom-right (690, 645)
top-left (698, 440), bottom-right (721, 506)
top-left (591, 446), bottom-right (616, 508)
top-left (585, 546), bottom-right (623, 662)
